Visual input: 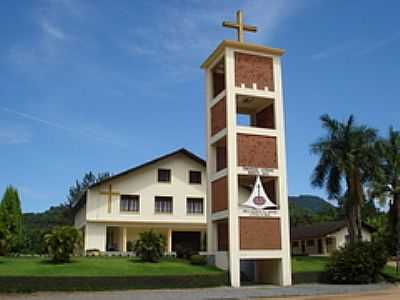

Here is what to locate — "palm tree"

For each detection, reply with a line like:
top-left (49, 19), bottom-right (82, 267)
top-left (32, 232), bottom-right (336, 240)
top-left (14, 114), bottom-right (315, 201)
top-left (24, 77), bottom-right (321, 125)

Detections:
top-left (370, 127), bottom-right (400, 269)
top-left (311, 114), bottom-right (377, 243)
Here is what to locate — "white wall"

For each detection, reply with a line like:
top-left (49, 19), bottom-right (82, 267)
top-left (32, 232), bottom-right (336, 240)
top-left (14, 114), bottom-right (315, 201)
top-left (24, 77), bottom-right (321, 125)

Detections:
top-left (85, 153), bottom-right (207, 224)
top-left (85, 222), bottom-right (106, 251)
top-left (335, 226), bottom-right (372, 248)
top-left (74, 204), bottom-right (86, 229)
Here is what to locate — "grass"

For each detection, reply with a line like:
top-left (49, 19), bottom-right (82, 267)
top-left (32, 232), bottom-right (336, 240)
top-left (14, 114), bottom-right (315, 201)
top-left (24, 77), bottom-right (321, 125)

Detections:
top-left (292, 256), bottom-right (330, 273)
top-left (0, 256), bottom-right (223, 277)
top-left (383, 265), bottom-right (400, 281)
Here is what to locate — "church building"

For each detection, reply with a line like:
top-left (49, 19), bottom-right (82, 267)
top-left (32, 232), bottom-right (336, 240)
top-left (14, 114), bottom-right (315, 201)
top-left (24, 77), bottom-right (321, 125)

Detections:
top-left (74, 10), bottom-right (292, 287)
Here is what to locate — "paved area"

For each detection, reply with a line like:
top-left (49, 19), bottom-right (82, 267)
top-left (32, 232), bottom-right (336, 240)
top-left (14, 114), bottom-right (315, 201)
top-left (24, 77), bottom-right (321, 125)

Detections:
top-left (264, 286), bottom-right (400, 300)
top-left (0, 283), bottom-right (396, 300)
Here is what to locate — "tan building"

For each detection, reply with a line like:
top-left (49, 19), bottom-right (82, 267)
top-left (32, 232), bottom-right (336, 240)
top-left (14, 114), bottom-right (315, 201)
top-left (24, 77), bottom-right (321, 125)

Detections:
top-left (291, 221), bottom-right (374, 256)
top-left (74, 149), bottom-right (207, 253)
top-left (202, 12), bottom-right (292, 287)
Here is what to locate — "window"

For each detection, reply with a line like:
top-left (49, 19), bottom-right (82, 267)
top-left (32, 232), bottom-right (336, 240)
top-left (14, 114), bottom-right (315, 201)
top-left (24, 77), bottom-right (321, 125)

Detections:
top-left (158, 169), bottom-right (171, 182)
top-left (187, 197), bottom-right (204, 214)
top-left (155, 196), bottom-right (173, 213)
top-left (306, 240), bottom-right (315, 247)
top-left (292, 241), bottom-right (299, 248)
top-left (189, 171), bottom-right (202, 184)
top-left (120, 195), bottom-right (139, 212)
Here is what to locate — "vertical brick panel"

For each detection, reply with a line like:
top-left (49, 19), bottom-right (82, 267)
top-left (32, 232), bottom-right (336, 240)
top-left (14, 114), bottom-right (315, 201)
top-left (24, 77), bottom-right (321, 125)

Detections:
top-left (211, 97), bottom-right (226, 136)
top-left (212, 176), bottom-right (228, 213)
top-left (217, 219), bottom-right (229, 251)
top-left (237, 134), bottom-right (278, 168)
top-left (235, 52), bottom-right (274, 91)
top-left (240, 217), bottom-right (281, 250)
top-left (212, 72), bottom-right (225, 97)
top-left (255, 105), bottom-right (275, 129)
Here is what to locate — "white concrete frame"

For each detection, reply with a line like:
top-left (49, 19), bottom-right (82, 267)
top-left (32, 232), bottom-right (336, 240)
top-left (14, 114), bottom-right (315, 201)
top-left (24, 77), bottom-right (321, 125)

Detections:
top-left (205, 45), bottom-right (292, 287)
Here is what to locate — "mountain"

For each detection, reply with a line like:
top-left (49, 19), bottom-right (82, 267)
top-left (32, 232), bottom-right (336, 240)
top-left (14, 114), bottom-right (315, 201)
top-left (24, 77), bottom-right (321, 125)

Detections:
top-left (289, 194), bottom-right (335, 213)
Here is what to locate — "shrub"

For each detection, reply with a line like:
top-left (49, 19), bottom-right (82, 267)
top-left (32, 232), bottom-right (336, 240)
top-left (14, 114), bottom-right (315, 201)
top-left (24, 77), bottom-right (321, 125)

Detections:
top-left (126, 240), bottom-right (134, 252)
top-left (44, 226), bottom-right (81, 263)
top-left (175, 245), bottom-right (198, 259)
top-left (86, 249), bottom-right (100, 257)
top-left (133, 230), bottom-right (166, 262)
top-left (325, 241), bottom-right (388, 284)
top-left (190, 254), bottom-right (207, 265)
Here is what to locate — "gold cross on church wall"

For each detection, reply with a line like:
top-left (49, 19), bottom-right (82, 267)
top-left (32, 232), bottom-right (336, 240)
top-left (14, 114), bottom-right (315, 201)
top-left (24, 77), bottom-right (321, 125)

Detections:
top-left (100, 184), bottom-right (120, 213)
top-left (223, 10), bottom-right (257, 43)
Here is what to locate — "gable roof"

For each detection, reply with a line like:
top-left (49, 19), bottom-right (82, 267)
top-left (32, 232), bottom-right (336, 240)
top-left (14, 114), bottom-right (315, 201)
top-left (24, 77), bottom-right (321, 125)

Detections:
top-left (90, 148), bottom-right (205, 189)
top-left (72, 148), bottom-right (205, 209)
top-left (291, 220), bottom-right (375, 241)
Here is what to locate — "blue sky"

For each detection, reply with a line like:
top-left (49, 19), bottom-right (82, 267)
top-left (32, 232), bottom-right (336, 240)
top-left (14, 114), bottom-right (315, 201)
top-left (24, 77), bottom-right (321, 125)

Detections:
top-left (1, 0), bottom-right (400, 212)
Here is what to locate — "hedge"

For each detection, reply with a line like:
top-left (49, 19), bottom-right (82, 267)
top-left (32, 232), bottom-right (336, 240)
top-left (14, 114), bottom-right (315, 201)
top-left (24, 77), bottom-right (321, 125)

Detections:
top-left (0, 273), bottom-right (227, 293)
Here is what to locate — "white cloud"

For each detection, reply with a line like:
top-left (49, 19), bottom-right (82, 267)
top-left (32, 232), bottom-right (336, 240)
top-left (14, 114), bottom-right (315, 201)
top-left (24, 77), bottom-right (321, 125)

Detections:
top-left (40, 20), bottom-right (66, 40)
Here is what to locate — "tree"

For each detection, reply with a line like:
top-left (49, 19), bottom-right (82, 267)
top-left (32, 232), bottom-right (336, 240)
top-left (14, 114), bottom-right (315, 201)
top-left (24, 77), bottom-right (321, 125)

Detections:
top-left (64, 172), bottom-right (110, 224)
top-left (311, 114), bottom-right (377, 243)
top-left (0, 186), bottom-right (23, 252)
top-left (133, 230), bottom-right (166, 262)
top-left (44, 226), bottom-right (81, 263)
top-left (0, 223), bottom-right (11, 256)
top-left (370, 127), bottom-right (400, 261)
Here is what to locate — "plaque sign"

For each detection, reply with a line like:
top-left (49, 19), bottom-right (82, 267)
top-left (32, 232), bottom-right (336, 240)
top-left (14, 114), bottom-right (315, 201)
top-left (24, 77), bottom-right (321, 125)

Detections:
top-left (242, 176), bottom-right (277, 209)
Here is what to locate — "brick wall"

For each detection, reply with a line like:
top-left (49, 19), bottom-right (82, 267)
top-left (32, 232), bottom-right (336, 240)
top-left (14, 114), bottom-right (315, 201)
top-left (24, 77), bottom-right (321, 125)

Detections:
top-left (211, 97), bottom-right (226, 136)
top-left (237, 134), bottom-right (278, 169)
top-left (255, 104), bottom-right (275, 129)
top-left (212, 72), bottom-right (225, 97)
top-left (217, 219), bottom-right (229, 251)
top-left (240, 217), bottom-right (281, 250)
top-left (212, 176), bottom-right (228, 213)
top-left (235, 52), bottom-right (274, 91)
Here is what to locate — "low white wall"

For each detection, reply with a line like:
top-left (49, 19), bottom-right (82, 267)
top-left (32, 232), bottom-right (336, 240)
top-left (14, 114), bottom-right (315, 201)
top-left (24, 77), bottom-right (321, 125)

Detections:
top-left (85, 222), bottom-right (106, 251)
top-left (215, 251), bottom-right (229, 270)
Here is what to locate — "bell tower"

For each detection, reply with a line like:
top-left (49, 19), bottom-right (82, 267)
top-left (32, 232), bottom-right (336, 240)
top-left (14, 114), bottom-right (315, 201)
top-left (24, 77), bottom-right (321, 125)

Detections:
top-left (201, 11), bottom-right (291, 287)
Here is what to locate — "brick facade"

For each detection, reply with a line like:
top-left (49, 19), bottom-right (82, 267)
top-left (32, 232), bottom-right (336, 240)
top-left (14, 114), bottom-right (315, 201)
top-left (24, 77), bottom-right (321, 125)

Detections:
top-left (217, 219), bottom-right (229, 251)
top-left (235, 52), bottom-right (274, 91)
top-left (211, 97), bottom-right (226, 136)
top-left (240, 217), bottom-right (281, 250)
top-left (211, 176), bottom-right (228, 213)
top-left (212, 72), bottom-right (225, 97)
top-left (255, 104), bottom-right (275, 129)
top-left (237, 134), bottom-right (278, 168)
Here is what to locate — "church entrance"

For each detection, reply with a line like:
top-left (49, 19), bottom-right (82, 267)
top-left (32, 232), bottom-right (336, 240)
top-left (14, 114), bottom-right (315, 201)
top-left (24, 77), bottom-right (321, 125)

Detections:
top-left (172, 231), bottom-right (201, 252)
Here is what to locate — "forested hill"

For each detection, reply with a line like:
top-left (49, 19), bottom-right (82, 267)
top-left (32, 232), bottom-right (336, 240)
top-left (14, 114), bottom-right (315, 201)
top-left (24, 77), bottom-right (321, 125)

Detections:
top-left (289, 194), bottom-right (335, 213)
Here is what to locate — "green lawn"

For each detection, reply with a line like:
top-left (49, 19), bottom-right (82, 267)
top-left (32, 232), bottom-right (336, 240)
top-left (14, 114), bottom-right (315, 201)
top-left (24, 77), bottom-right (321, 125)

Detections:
top-left (292, 256), bottom-right (329, 273)
top-left (292, 256), bottom-right (400, 281)
top-left (383, 265), bottom-right (400, 280)
top-left (0, 256), bottom-right (223, 277)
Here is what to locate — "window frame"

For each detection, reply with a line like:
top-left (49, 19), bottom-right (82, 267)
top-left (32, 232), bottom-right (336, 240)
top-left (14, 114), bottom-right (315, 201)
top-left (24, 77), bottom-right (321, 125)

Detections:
top-left (120, 194), bottom-right (140, 213)
top-left (157, 168), bottom-right (171, 183)
top-left (188, 170), bottom-right (202, 185)
top-left (186, 197), bottom-right (204, 215)
top-left (154, 196), bottom-right (173, 214)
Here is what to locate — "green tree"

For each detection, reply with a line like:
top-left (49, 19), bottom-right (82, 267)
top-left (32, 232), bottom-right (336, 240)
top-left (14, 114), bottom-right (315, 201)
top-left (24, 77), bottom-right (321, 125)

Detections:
top-left (0, 186), bottom-right (23, 251)
top-left (44, 226), bottom-right (81, 263)
top-left (311, 114), bottom-right (377, 243)
top-left (370, 127), bottom-right (400, 258)
top-left (0, 223), bottom-right (11, 256)
top-left (133, 230), bottom-right (166, 262)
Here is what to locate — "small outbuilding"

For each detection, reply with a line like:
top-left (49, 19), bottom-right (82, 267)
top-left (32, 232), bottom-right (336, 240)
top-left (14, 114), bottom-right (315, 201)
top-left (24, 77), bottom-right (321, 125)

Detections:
top-left (291, 220), bottom-right (374, 255)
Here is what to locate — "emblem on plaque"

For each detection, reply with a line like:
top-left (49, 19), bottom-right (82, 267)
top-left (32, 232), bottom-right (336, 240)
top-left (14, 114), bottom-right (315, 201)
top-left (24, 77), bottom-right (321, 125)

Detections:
top-left (242, 176), bottom-right (276, 209)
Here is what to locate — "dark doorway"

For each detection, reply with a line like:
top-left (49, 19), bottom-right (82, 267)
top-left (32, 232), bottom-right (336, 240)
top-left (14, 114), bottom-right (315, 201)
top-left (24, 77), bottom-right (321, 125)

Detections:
top-left (318, 239), bottom-right (323, 254)
top-left (172, 231), bottom-right (201, 251)
top-left (301, 241), bottom-right (306, 254)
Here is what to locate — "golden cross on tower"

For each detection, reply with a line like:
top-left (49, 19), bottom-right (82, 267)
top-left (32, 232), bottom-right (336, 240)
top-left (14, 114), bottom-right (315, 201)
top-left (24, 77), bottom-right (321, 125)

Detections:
top-left (222, 10), bottom-right (257, 43)
top-left (100, 184), bottom-right (120, 213)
